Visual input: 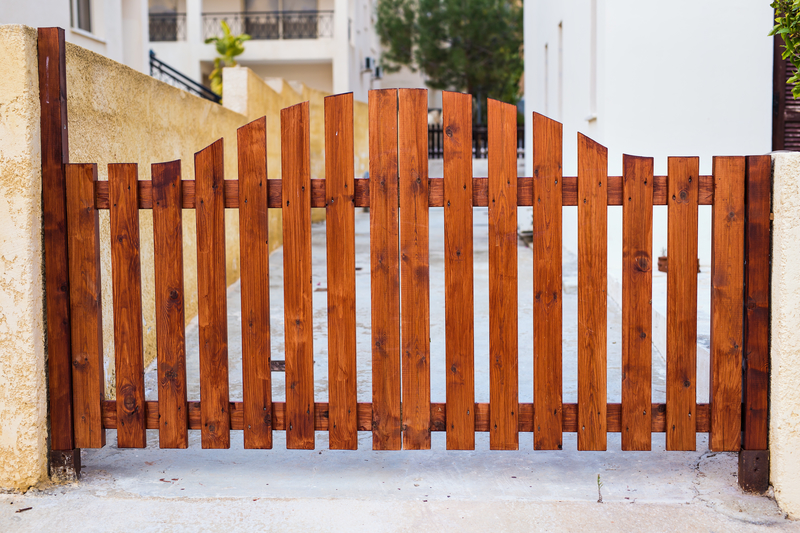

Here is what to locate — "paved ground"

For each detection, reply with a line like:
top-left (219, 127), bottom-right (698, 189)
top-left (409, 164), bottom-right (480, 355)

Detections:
top-left (2, 209), bottom-right (795, 532)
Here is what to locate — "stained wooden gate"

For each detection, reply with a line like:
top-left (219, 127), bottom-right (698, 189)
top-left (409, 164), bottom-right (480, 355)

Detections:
top-left (39, 28), bottom-right (770, 491)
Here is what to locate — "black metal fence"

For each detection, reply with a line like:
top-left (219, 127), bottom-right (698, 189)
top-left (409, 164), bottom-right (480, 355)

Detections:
top-left (428, 125), bottom-right (525, 159)
top-left (202, 11), bottom-right (334, 40)
top-left (149, 13), bottom-right (186, 41)
top-left (149, 51), bottom-right (221, 104)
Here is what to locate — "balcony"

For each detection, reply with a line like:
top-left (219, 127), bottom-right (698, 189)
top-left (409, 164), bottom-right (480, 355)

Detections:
top-left (202, 11), bottom-right (334, 40)
top-left (149, 13), bottom-right (186, 42)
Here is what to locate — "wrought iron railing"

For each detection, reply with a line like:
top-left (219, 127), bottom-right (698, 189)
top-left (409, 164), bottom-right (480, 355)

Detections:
top-left (428, 124), bottom-right (526, 159)
top-left (202, 11), bottom-right (334, 40)
top-left (149, 13), bottom-right (186, 42)
top-left (149, 51), bottom-right (221, 104)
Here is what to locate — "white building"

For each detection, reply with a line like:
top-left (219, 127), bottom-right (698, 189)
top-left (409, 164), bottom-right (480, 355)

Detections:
top-left (1, 0), bottom-right (150, 72)
top-left (148, 0), bottom-right (380, 101)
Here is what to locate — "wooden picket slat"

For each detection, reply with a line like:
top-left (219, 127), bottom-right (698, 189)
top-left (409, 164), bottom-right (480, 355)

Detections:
top-left (152, 160), bottom-right (188, 449)
top-left (325, 94), bottom-right (358, 450)
top-left (621, 154), bottom-right (654, 451)
top-left (109, 164), bottom-right (147, 448)
top-left (531, 113), bottom-right (563, 450)
top-left (709, 156), bottom-right (745, 452)
top-left (238, 118), bottom-right (273, 449)
top-left (65, 163), bottom-right (105, 448)
top-left (282, 102), bottom-right (315, 450)
top-left (743, 155), bottom-right (771, 451)
top-left (195, 139), bottom-right (231, 449)
top-left (443, 91), bottom-right (475, 450)
top-left (369, 89), bottom-right (402, 450)
top-left (399, 88), bottom-right (432, 450)
top-left (488, 99), bottom-right (518, 450)
top-left (666, 157), bottom-right (699, 451)
top-left (577, 134), bottom-right (608, 451)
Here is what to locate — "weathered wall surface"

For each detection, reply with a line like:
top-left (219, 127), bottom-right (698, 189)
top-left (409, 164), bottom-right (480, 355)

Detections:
top-left (0, 25), bottom-right (47, 489)
top-left (770, 152), bottom-right (800, 519)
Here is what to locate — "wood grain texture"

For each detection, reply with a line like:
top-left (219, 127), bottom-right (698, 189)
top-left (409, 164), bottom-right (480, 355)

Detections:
top-left (325, 94), bottom-right (358, 450)
top-left (621, 155), bottom-right (654, 451)
top-left (109, 164), bottom-right (147, 448)
top-left (488, 99), bottom-right (518, 450)
top-left (238, 118), bottom-right (273, 449)
top-left (399, 89), bottom-right (432, 450)
top-left (38, 27), bottom-right (74, 450)
top-left (195, 139), bottom-right (231, 449)
top-left (152, 160), bottom-right (188, 449)
top-left (709, 156), bottom-right (745, 452)
top-left (282, 102), bottom-right (315, 450)
top-left (577, 134), bottom-right (608, 451)
top-left (369, 89), bottom-right (402, 450)
top-left (532, 113), bottom-right (563, 450)
top-left (743, 155), bottom-right (771, 451)
top-left (65, 163), bottom-right (105, 448)
top-left (666, 157), bottom-right (699, 451)
top-left (443, 92), bottom-right (475, 450)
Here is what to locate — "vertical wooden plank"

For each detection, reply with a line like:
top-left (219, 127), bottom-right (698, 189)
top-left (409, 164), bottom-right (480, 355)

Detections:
top-left (743, 155), bottom-right (771, 451)
top-left (238, 118), bottom-right (273, 449)
top-left (710, 156), bottom-right (745, 452)
top-left (532, 112), bottom-right (562, 450)
top-left (399, 88), bottom-right (431, 450)
top-left (282, 102), bottom-right (315, 450)
top-left (109, 164), bottom-right (147, 448)
top-left (38, 27), bottom-right (74, 451)
top-left (195, 139), bottom-right (231, 449)
top-left (666, 157), bottom-right (699, 451)
top-left (65, 163), bottom-right (105, 448)
top-left (621, 154), bottom-right (653, 451)
top-left (325, 94), bottom-right (358, 450)
top-left (577, 133), bottom-right (608, 451)
top-left (370, 89), bottom-right (402, 450)
top-left (443, 91), bottom-right (475, 450)
top-left (152, 161), bottom-right (188, 449)
top-left (488, 99), bottom-right (518, 450)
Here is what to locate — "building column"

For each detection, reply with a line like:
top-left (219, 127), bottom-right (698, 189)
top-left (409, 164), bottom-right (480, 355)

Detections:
top-left (186, 0), bottom-right (203, 82)
top-left (331, 0), bottom-right (350, 95)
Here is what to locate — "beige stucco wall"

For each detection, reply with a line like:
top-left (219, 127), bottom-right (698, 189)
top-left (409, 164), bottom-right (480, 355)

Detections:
top-left (770, 152), bottom-right (800, 519)
top-left (0, 25), bottom-right (47, 489)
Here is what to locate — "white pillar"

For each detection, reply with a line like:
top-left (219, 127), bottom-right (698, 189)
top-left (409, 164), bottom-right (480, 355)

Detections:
top-left (186, 0), bottom-right (203, 82)
top-left (331, 0), bottom-right (349, 95)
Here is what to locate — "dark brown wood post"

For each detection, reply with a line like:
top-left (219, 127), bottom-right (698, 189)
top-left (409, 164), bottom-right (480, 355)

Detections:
top-left (38, 27), bottom-right (80, 479)
top-left (739, 155), bottom-right (771, 493)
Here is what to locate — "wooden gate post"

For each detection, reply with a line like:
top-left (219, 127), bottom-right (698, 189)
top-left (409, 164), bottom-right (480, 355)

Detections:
top-left (38, 27), bottom-right (81, 479)
top-left (739, 155), bottom-right (771, 493)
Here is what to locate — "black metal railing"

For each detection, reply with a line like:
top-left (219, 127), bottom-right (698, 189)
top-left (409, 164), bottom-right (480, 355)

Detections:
top-left (149, 13), bottom-right (186, 41)
top-left (202, 11), bottom-right (334, 40)
top-left (149, 51), bottom-right (221, 104)
top-left (428, 125), bottom-right (526, 159)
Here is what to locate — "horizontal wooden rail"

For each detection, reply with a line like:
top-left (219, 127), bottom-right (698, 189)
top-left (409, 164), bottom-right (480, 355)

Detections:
top-left (93, 175), bottom-right (715, 210)
top-left (101, 400), bottom-right (712, 433)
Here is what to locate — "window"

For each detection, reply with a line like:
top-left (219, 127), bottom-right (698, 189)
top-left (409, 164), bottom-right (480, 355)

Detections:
top-left (71, 0), bottom-right (92, 33)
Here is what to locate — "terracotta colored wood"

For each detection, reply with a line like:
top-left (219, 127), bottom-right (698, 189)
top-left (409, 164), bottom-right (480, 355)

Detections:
top-left (577, 134), bottom-right (608, 451)
top-left (238, 118), bottom-right (273, 449)
top-left (325, 94), bottom-right (358, 450)
top-left (443, 92), bottom-right (475, 450)
top-left (666, 157), bottom-right (699, 451)
top-left (710, 156), bottom-right (746, 452)
top-left (621, 154), bottom-right (654, 451)
top-left (38, 27), bottom-right (74, 451)
top-left (152, 160), bottom-right (189, 449)
top-left (195, 139), bottom-right (231, 449)
top-left (488, 99), bottom-right (519, 450)
top-left (531, 113), bottom-right (563, 450)
top-left (65, 163), bottom-right (105, 448)
top-left (282, 102), bottom-right (315, 450)
top-left (743, 155), bottom-right (771, 451)
top-left (109, 164), bottom-right (147, 448)
top-left (369, 89), bottom-right (402, 450)
top-left (399, 89), bottom-right (432, 450)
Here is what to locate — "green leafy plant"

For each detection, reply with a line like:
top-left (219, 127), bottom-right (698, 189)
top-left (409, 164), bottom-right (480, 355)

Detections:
top-left (376, 0), bottom-right (523, 125)
top-left (204, 20), bottom-right (251, 97)
top-left (771, 1), bottom-right (800, 98)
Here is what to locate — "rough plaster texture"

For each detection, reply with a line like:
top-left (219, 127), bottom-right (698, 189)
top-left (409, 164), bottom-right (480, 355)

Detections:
top-left (771, 152), bottom-right (800, 519)
top-left (0, 25), bottom-right (47, 489)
